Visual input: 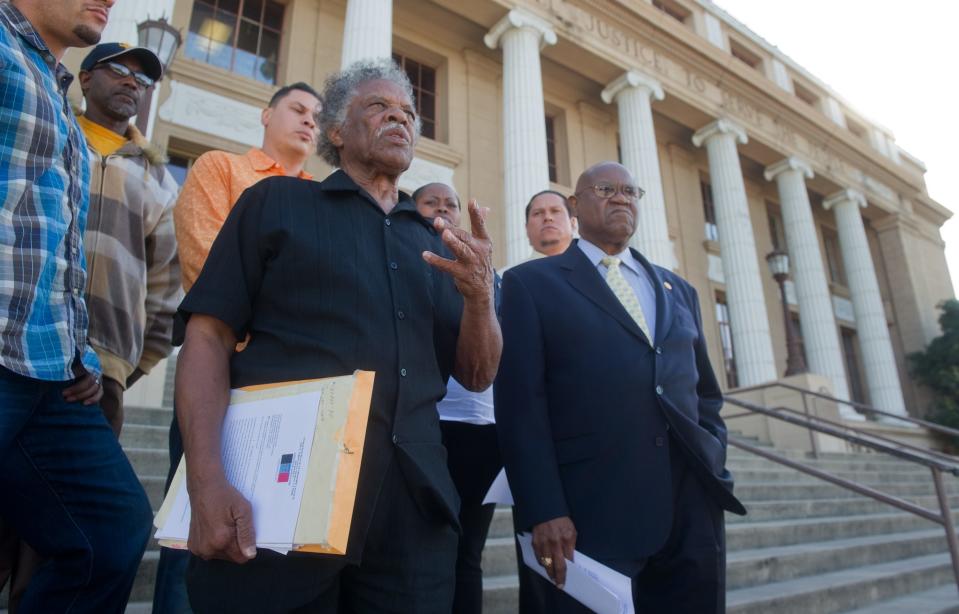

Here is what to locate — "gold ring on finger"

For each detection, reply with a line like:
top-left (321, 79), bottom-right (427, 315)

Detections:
top-left (540, 556), bottom-right (553, 568)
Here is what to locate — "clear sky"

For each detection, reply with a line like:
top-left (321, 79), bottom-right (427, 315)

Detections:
top-left (714, 0), bottom-right (959, 298)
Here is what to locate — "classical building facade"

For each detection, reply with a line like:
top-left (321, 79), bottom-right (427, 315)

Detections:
top-left (77, 0), bottom-right (954, 424)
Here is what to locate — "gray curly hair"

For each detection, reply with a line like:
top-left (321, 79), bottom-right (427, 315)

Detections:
top-left (317, 59), bottom-right (421, 167)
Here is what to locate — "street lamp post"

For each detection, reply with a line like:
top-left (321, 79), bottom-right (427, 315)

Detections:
top-left (134, 17), bottom-right (182, 137)
top-left (766, 249), bottom-right (807, 377)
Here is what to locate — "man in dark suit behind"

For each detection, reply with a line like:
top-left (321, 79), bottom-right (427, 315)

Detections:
top-left (495, 161), bottom-right (746, 613)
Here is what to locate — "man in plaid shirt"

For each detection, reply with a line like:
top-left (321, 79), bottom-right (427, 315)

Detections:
top-left (0, 1), bottom-right (153, 611)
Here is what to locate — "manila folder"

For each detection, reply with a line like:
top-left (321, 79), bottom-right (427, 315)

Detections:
top-left (154, 371), bottom-right (374, 556)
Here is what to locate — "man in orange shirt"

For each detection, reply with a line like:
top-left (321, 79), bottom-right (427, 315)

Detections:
top-left (152, 81), bottom-right (321, 614)
top-left (174, 81), bottom-right (322, 291)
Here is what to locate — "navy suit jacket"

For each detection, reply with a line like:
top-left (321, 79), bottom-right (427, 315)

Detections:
top-left (494, 241), bottom-right (746, 561)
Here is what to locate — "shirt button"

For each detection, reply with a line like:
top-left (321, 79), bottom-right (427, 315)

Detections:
top-left (655, 346), bottom-right (663, 355)
top-left (655, 436), bottom-right (665, 447)
top-left (655, 385), bottom-right (663, 395)
top-left (385, 219), bottom-right (392, 227)
top-left (390, 262), bottom-right (398, 270)
top-left (400, 368), bottom-right (407, 377)
top-left (397, 310), bottom-right (405, 320)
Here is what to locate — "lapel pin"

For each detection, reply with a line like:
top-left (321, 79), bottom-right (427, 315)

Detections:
top-left (663, 281), bottom-right (673, 291)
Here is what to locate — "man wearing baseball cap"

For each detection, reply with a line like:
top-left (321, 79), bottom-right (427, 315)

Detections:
top-left (77, 41), bottom-right (181, 436)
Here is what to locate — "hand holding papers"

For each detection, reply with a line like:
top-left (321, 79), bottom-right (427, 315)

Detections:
top-left (154, 372), bottom-right (374, 556)
top-left (517, 533), bottom-right (635, 614)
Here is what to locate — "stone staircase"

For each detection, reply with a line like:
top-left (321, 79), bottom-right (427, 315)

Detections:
top-left (5, 405), bottom-right (959, 613)
top-left (478, 444), bottom-right (959, 613)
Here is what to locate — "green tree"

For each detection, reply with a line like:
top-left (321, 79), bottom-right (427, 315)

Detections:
top-left (909, 299), bottom-right (959, 447)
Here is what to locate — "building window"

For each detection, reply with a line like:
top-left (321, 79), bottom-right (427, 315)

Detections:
top-left (845, 116), bottom-right (867, 140)
top-left (393, 53), bottom-right (437, 140)
top-left (729, 39), bottom-right (763, 72)
top-left (545, 115), bottom-right (558, 183)
top-left (767, 205), bottom-right (786, 252)
top-left (167, 153), bottom-right (197, 186)
top-left (841, 327), bottom-right (867, 405)
top-left (652, 0), bottom-right (691, 25)
top-left (822, 227), bottom-right (846, 286)
top-left (793, 81), bottom-right (819, 109)
top-left (185, 0), bottom-right (284, 84)
top-left (701, 180), bottom-right (719, 242)
top-left (715, 292), bottom-right (738, 388)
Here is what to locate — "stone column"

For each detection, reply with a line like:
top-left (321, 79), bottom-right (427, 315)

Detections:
top-left (341, 0), bottom-right (393, 68)
top-left (601, 71), bottom-right (673, 268)
top-left (823, 189), bottom-right (908, 418)
top-left (485, 9), bottom-right (557, 265)
top-left (765, 158), bottom-right (857, 418)
top-left (692, 120), bottom-right (777, 386)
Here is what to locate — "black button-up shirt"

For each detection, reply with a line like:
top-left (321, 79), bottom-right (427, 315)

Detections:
top-left (179, 170), bottom-right (463, 560)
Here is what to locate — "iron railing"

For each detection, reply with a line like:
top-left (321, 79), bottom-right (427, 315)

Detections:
top-left (723, 383), bottom-right (959, 594)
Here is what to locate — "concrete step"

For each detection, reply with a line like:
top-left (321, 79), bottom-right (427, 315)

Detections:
top-left (731, 467), bottom-right (943, 485)
top-left (130, 550), bottom-right (159, 604)
top-left (736, 480), bottom-right (959, 502)
top-left (480, 513), bottom-right (953, 578)
top-left (120, 423), bottom-right (170, 450)
top-left (726, 553), bottom-right (956, 614)
top-left (126, 447), bottom-right (173, 478)
top-left (727, 528), bottom-right (950, 589)
top-left (125, 602), bottom-right (152, 613)
top-left (124, 405), bottom-right (175, 427)
top-left (838, 583), bottom-right (959, 613)
top-left (726, 494), bottom-right (959, 524)
top-left (726, 511), bottom-right (945, 550)
top-left (141, 475), bottom-right (167, 514)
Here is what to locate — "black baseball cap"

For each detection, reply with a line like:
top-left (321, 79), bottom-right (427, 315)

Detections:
top-left (80, 43), bottom-right (163, 81)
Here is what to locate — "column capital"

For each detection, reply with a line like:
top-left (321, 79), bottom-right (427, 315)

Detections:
top-left (692, 118), bottom-right (748, 148)
top-left (764, 156), bottom-right (814, 182)
top-left (600, 70), bottom-right (664, 104)
top-left (823, 188), bottom-right (867, 211)
top-left (484, 9), bottom-right (558, 50)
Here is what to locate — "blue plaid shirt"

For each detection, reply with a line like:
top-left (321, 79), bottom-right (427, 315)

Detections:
top-left (0, 3), bottom-right (99, 381)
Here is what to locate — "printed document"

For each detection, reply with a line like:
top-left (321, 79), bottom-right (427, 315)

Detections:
top-left (155, 388), bottom-right (323, 554)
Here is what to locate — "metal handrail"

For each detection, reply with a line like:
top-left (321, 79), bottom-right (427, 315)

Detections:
top-left (732, 380), bottom-right (959, 439)
top-left (722, 391), bottom-right (959, 595)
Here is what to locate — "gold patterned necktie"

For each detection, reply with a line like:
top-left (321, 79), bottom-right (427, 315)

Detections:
top-left (601, 256), bottom-right (652, 343)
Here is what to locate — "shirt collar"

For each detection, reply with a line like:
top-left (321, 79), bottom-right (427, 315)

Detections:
top-left (319, 169), bottom-right (417, 214)
top-left (245, 147), bottom-right (313, 179)
top-left (577, 237), bottom-right (641, 275)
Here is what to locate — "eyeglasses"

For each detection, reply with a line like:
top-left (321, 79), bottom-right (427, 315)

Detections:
top-left (577, 183), bottom-right (645, 201)
top-left (94, 61), bottom-right (154, 89)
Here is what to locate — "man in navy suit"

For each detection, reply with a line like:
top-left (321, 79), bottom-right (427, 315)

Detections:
top-left (495, 161), bottom-right (746, 613)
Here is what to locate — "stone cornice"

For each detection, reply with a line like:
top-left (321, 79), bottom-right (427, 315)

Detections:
top-left (764, 157), bottom-right (814, 182)
top-left (823, 188), bottom-right (868, 211)
top-left (692, 118), bottom-right (748, 148)
top-left (484, 8), bottom-right (558, 50)
top-left (486, 0), bottom-right (928, 214)
top-left (601, 70), bottom-right (664, 104)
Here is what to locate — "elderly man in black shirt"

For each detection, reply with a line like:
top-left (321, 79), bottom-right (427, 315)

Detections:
top-left (175, 60), bottom-right (501, 613)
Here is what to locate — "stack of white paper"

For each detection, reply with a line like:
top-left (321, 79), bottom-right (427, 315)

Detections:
top-left (154, 388), bottom-right (324, 554)
top-left (517, 533), bottom-right (635, 614)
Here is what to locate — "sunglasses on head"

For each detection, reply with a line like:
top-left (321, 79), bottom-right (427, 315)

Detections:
top-left (94, 61), bottom-right (155, 89)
